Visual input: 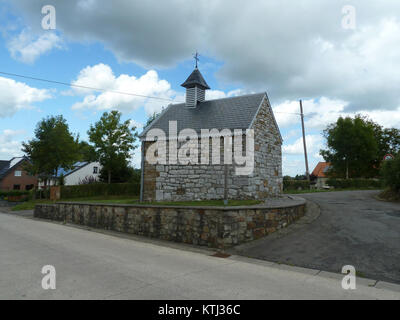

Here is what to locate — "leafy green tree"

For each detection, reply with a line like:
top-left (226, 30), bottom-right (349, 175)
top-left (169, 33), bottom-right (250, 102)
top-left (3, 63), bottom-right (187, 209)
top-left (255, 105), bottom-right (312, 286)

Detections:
top-left (77, 140), bottom-right (98, 162)
top-left (144, 111), bottom-right (160, 129)
top-left (88, 110), bottom-right (138, 184)
top-left (98, 154), bottom-right (131, 183)
top-left (320, 115), bottom-right (378, 179)
top-left (22, 115), bottom-right (79, 186)
top-left (371, 124), bottom-right (400, 160)
top-left (381, 155), bottom-right (400, 192)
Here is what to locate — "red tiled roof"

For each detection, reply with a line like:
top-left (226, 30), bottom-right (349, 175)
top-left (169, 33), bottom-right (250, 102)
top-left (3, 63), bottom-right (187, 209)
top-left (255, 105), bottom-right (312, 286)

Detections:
top-left (311, 162), bottom-right (331, 178)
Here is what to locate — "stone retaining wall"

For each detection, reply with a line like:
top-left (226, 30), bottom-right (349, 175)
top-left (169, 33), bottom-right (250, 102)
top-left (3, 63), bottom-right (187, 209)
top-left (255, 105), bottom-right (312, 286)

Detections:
top-left (34, 201), bottom-right (305, 249)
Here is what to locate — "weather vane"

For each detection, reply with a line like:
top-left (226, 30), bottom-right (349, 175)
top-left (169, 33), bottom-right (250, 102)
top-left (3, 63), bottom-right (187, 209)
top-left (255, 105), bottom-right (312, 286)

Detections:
top-left (193, 51), bottom-right (200, 68)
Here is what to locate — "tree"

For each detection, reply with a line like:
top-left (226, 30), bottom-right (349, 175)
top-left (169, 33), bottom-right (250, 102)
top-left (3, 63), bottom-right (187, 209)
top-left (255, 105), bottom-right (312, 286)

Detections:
top-left (88, 110), bottom-right (138, 184)
top-left (98, 154), bottom-right (134, 183)
top-left (144, 111), bottom-right (160, 129)
top-left (77, 140), bottom-right (98, 162)
top-left (320, 115), bottom-right (378, 179)
top-left (381, 155), bottom-right (400, 193)
top-left (371, 125), bottom-right (400, 159)
top-left (22, 115), bottom-right (79, 186)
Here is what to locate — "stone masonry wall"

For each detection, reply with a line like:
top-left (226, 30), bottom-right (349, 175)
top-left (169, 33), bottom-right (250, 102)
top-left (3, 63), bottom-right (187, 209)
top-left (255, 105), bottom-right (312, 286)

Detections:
top-left (250, 98), bottom-right (283, 197)
top-left (34, 201), bottom-right (305, 249)
top-left (142, 97), bottom-right (283, 202)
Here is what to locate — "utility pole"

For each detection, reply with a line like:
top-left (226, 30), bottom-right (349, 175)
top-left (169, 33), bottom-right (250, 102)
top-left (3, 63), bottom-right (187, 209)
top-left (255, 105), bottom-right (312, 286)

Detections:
top-left (300, 100), bottom-right (310, 181)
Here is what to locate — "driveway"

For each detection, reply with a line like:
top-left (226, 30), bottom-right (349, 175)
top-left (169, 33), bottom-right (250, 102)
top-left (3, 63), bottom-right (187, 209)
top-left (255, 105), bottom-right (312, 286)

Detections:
top-left (233, 190), bottom-right (400, 284)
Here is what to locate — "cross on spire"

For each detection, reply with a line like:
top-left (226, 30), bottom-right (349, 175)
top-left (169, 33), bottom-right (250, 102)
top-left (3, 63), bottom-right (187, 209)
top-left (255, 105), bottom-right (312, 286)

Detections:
top-left (193, 51), bottom-right (200, 69)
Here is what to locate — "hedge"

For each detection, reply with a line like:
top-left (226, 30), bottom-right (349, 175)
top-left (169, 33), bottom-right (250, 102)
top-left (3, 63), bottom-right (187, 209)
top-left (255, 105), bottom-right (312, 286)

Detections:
top-left (326, 178), bottom-right (383, 189)
top-left (0, 190), bottom-right (30, 198)
top-left (60, 183), bottom-right (140, 199)
top-left (283, 180), bottom-right (310, 191)
top-left (381, 157), bottom-right (400, 192)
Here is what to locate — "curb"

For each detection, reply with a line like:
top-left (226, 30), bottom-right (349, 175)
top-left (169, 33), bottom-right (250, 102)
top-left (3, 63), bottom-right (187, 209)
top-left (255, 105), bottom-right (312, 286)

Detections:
top-left (227, 254), bottom-right (400, 294)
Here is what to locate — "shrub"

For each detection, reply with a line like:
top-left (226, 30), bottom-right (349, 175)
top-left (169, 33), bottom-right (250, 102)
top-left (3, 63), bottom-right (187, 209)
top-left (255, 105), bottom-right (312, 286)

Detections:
top-left (60, 182), bottom-right (140, 199)
top-left (381, 157), bottom-right (400, 192)
top-left (0, 190), bottom-right (29, 198)
top-left (35, 188), bottom-right (50, 199)
top-left (0, 190), bottom-right (30, 202)
top-left (283, 180), bottom-right (310, 191)
top-left (326, 178), bottom-right (383, 189)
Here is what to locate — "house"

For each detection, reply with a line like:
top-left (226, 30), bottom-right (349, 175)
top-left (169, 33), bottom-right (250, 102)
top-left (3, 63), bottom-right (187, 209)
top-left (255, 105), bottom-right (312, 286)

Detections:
top-left (139, 66), bottom-right (283, 202)
top-left (311, 162), bottom-right (332, 189)
top-left (0, 157), bottom-right (38, 191)
top-left (38, 162), bottom-right (102, 188)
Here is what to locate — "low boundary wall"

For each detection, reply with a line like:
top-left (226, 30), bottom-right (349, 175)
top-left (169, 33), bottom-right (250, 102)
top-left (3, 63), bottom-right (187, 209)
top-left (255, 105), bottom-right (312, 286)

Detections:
top-left (34, 200), bottom-right (306, 249)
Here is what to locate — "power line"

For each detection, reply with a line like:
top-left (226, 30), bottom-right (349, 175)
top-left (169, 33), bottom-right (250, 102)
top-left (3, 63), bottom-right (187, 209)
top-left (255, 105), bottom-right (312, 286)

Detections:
top-left (0, 71), bottom-right (182, 103)
top-left (0, 70), bottom-right (312, 116)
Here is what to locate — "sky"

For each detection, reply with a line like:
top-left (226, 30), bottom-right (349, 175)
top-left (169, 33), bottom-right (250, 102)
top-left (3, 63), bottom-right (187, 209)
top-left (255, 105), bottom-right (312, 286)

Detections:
top-left (0, 0), bottom-right (400, 176)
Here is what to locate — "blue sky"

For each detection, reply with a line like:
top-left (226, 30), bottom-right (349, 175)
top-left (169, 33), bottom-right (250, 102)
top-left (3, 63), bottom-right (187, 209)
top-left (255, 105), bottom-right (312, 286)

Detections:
top-left (1, 1), bottom-right (400, 176)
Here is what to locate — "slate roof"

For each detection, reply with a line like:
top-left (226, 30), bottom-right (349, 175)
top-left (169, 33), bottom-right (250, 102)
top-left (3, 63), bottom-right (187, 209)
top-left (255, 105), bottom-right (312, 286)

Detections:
top-left (140, 93), bottom-right (269, 139)
top-left (0, 157), bottom-right (27, 180)
top-left (181, 68), bottom-right (210, 89)
top-left (0, 160), bottom-right (10, 179)
top-left (0, 160), bottom-right (9, 172)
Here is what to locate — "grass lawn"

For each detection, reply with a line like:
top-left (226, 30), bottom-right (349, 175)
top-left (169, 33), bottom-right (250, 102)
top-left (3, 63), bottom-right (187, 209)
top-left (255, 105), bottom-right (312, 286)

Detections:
top-left (144, 199), bottom-right (262, 207)
top-left (11, 196), bottom-right (139, 211)
top-left (11, 197), bottom-right (261, 211)
top-left (285, 187), bottom-right (382, 195)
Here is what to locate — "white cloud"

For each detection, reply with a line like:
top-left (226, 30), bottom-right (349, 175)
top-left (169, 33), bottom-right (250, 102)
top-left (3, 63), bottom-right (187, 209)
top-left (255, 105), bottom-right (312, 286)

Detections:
top-left (0, 76), bottom-right (51, 118)
top-left (206, 89), bottom-right (249, 100)
top-left (7, 29), bottom-right (63, 64)
top-left (274, 97), bottom-right (400, 130)
top-left (70, 64), bottom-right (179, 115)
top-left (9, 1), bottom-right (400, 112)
top-left (0, 129), bottom-right (25, 160)
top-left (129, 119), bottom-right (143, 130)
top-left (283, 135), bottom-right (324, 156)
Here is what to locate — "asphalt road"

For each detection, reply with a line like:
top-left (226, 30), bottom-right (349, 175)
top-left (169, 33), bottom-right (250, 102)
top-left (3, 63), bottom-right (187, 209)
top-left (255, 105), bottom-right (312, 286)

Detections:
top-left (235, 190), bottom-right (400, 284)
top-left (0, 211), bottom-right (398, 299)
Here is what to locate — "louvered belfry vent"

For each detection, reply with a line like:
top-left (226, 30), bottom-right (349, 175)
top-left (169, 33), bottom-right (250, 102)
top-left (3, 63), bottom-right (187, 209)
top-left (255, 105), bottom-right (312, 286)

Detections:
top-left (181, 67), bottom-right (210, 108)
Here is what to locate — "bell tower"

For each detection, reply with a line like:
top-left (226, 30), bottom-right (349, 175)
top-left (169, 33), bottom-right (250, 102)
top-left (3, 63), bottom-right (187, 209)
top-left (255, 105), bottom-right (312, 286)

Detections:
top-left (181, 53), bottom-right (210, 108)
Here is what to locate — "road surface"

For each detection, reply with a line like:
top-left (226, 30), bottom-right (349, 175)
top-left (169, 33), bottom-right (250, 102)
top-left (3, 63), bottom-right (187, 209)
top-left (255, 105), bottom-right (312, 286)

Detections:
top-left (234, 190), bottom-right (400, 284)
top-left (0, 210), bottom-right (398, 300)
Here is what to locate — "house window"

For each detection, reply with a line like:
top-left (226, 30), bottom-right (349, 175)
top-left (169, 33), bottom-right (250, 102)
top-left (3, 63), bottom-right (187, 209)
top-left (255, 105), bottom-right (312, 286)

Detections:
top-left (25, 184), bottom-right (34, 191)
top-left (14, 170), bottom-right (22, 177)
top-left (93, 166), bottom-right (98, 174)
top-left (13, 184), bottom-right (20, 190)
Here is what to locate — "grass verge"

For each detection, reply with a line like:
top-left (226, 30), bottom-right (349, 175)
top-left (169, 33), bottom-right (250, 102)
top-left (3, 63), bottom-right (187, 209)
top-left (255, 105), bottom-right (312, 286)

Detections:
top-left (11, 195), bottom-right (139, 211)
top-left (285, 187), bottom-right (382, 195)
top-left (378, 189), bottom-right (400, 202)
top-left (11, 197), bottom-right (260, 211)
top-left (144, 199), bottom-right (262, 207)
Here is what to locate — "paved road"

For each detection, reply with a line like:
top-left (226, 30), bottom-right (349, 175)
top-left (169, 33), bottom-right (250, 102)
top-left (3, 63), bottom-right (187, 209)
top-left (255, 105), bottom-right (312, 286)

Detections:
top-left (0, 212), bottom-right (398, 299)
top-left (235, 190), bottom-right (400, 284)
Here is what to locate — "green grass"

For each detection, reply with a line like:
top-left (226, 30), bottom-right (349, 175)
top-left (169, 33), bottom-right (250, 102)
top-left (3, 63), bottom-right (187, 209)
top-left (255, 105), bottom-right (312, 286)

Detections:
top-left (285, 187), bottom-right (382, 195)
top-left (11, 197), bottom-right (261, 211)
top-left (11, 195), bottom-right (139, 211)
top-left (378, 189), bottom-right (400, 202)
top-left (144, 199), bottom-right (262, 207)
top-left (11, 199), bottom-right (53, 211)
